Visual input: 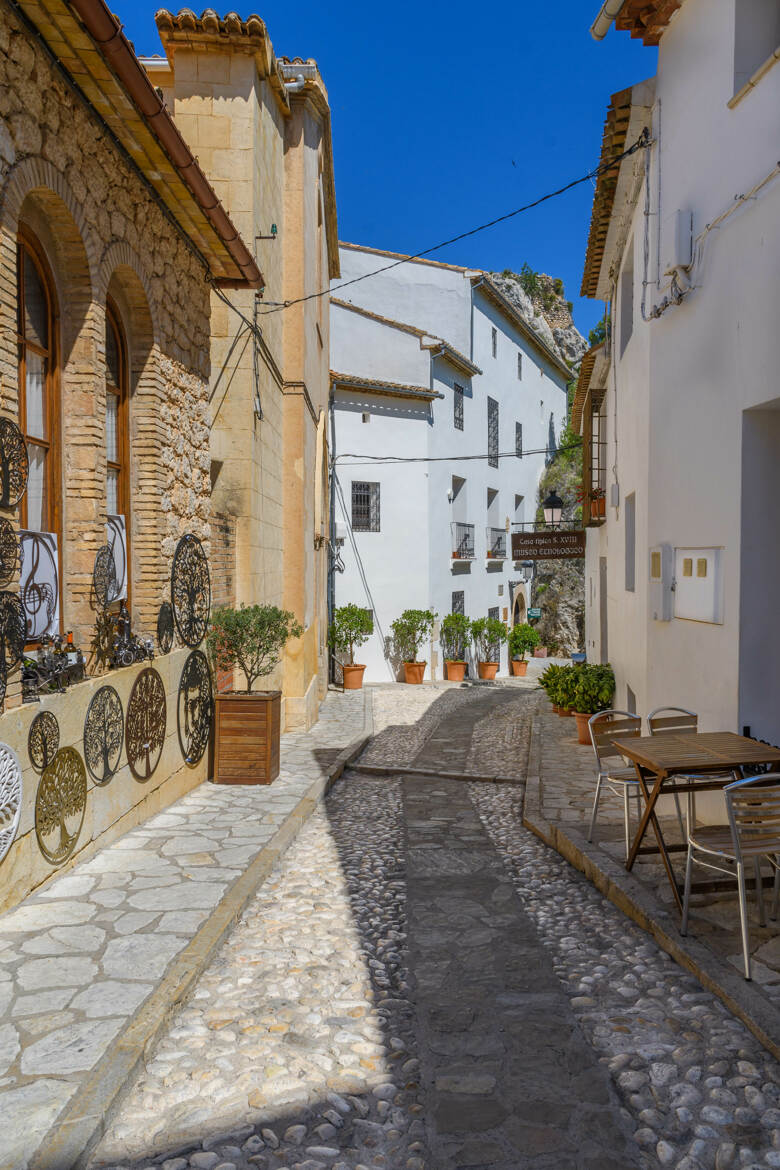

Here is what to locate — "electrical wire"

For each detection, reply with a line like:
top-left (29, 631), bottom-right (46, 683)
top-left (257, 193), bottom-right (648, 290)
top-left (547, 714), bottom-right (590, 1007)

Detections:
top-left (332, 438), bottom-right (582, 468)
top-left (255, 130), bottom-right (651, 316)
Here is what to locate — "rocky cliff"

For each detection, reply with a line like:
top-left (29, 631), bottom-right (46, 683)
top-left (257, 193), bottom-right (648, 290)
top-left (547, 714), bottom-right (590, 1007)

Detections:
top-left (489, 269), bottom-right (587, 368)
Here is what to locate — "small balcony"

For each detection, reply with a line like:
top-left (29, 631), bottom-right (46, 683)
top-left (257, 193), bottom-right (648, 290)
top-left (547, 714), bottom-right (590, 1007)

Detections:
top-left (451, 522), bottom-right (475, 560)
top-left (486, 527), bottom-right (507, 560)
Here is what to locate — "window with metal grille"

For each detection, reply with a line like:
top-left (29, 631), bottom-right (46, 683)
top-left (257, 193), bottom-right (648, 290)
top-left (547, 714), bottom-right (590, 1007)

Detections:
top-left (491, 327), bottom-right (498, 358)
top-left (515, 422), bottom-right (523, 458)
top-left (351, 481), bottom-right (380, 532)
top-left (487, 397), bottom-right (499, 468)
top-left (517, 352), bottom-right (523, 379)
top-left (453, 384), bottom-right (464, 430)
top-left (451, 591), bottom-right (464, 614)
top-left (487, 605), bottom-right (500, 660)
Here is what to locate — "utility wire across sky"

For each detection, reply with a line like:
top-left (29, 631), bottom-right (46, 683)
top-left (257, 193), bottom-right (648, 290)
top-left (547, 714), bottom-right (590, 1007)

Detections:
top-left (332, 439), bottom-right (582, 468)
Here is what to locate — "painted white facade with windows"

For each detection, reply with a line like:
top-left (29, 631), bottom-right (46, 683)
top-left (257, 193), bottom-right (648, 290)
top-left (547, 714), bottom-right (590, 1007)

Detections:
top-left (330, 244), bottom-right (570, 681)
top-left (577, 0), bottom-right (780, 739)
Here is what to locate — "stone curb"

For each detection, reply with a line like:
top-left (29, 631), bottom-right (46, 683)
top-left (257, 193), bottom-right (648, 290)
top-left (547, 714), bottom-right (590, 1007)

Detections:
top-left (522, 716), bottom-right (780, 1062)
top-left (348, 761), bottom-right (521, 784)
top-left (26, 703), bottom-right (374, 1170)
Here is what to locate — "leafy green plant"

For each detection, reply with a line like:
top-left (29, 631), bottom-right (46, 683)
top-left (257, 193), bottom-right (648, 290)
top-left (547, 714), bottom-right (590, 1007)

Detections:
top-left (556, 665), bottom-right (582, 711)
top-left (207, 604), bottom-right (303, 693)
top-left (328, 604), bottom-right (373, 665)
top-left (538, 662), bottom-right (565, 698)
top-left (508, 622), bottom-right (540, 660)
top-left (391, 609), bottom-right (437, 664)
top-left (572, 664), bottom-right (615, 715)
top-left (470, 616), bottom-right (508, 662)
top-left (440, 612), bottom-right (471, 662)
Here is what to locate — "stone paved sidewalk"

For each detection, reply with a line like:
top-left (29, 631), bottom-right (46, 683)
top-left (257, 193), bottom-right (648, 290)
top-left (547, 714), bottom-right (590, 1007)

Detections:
top-left (0, 689), bottom-right (368, 1170)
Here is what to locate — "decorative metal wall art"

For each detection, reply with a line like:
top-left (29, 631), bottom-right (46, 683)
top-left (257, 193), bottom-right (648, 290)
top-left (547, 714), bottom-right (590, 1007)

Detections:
top-left (126, 666), bottom-right (166, 781)
top-left (20, 530), bottom-right (59, 640)
top-left (107, 515), bottom-right (127, 602)
top-left (157, 601), bottom-right (174, 655)
top-left (0, 591), bottom-right (26, 674)
top-left (28, 710), bottom-right (59, 772)
top-left (0, 742), bottom-right (23, 865)
top-left (35, 746), bottom-right (87, 865)
top-left (22, 634), bottom-right (86, 702)
top-left (93, 544), bottom-right (118, 611)
top-left (84, 685), bottom-right (124, 785)
top-left (0, 519), bottom-right (19, 587)
top-left (177, 650), bottom-right (212, 765)
top-left (171, 534), bottom-right (210, 647)
top-left (0, 417), bottom-right (29, 508)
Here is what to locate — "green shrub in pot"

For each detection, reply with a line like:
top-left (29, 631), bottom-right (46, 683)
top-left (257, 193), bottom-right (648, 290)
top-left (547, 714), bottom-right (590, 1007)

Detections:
top-left (440, 612), bottom-right (471, 663)
top-left (508, 622), bottom-right (540, 661)
top-left (328, 603), bottom-right (374, 665)
top-left (391, 608), bottom-right (437, 664)
top-left (572, 664), bottom-right (616, 715)
top-left (470, 616), bottom-right (508, 663)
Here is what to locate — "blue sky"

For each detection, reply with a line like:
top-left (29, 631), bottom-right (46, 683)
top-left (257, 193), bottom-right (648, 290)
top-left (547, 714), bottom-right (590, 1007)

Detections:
top-left (124, 2), bottom-right (655, 340)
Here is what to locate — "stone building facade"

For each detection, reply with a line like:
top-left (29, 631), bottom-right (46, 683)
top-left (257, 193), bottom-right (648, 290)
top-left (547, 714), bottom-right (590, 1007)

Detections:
top-left (148, 12), bottom-right (340, 729)
top-left (0, 0), bottom-right (258, 911)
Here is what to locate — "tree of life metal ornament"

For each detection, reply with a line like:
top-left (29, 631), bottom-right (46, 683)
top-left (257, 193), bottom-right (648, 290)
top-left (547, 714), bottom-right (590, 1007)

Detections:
top-left (35, 746), bottom-right (87, 865)
top-left (177, 650), bottom-right (212, 765)
top-left (0, 519), bottom-right (19, 587)
top-left (93, 544), bottom-right (118, 611)
top-left (0, 417), bottom-right (29, 509)
top-left (157, 600), bottom-right (174, 655)
top-left (0, 742), bottom-right (23, 865)
top-left (126, 667), bottom-right (166, 781)
top-left (84, 685), bottom-right (124, 785)
top-left (28, 710), bottom-right (60, 773)
top-left (0, 591), bottom-right (25, 673)
top-left (171, 534), bottom-right (211, 647)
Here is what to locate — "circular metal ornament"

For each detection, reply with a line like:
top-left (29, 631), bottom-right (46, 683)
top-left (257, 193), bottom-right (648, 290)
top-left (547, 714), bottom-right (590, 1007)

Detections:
top-left (35, 747), bottom-right (87, 866)
top-left (93, 544), bottom-right (118, 611)
top-left (177, 650), bottom-right (212, 766)
top-left (0, 417), bottom-right (29, 508)
top-left (171, 534), bottom-right (211, 648)
top-left (0, 591), bottom-right (26, 671)
top-left (0, 742), bottom-right (23, 865)
top-left (0, 519), bottom-right (18, 587)
top-left (84, 686), bottom-right (124, 785)
top-left (126, 667), bottom-right (166, 782)
top-left (157, 601), bottom-right (174, 655)
top-left (28, 710), bottom-right (59, 773)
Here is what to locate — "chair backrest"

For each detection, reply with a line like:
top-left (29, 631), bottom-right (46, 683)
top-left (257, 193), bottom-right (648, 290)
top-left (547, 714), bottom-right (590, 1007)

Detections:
top-left (648, 706), bottom-right (698, 736)
top-left (725, 772), bottom-right (780, 858)
top-left (588, 709), bottom-right (641, 770)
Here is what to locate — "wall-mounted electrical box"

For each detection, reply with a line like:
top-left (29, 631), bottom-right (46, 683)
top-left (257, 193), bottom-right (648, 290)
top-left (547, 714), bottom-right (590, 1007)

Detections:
top-left (663, 209), bottom-right (693, 275)
top-left (649, 543), bottom-right (674, 621)
top-left (673, 547), bottom-right (724, 624)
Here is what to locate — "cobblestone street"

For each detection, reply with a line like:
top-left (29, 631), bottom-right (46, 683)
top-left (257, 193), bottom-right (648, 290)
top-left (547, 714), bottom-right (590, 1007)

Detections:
top-left (89, 686), bottom-right (780, 1170)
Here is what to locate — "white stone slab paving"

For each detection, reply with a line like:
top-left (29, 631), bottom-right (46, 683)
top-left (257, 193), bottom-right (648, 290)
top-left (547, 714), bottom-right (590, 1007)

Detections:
top-left (0, 689), bottom-right (365, 1170)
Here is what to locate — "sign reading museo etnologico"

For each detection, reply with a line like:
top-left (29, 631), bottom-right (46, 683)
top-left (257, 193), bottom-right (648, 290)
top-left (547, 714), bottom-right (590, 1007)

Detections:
top-left (511, 530), bottom-right (586, 560)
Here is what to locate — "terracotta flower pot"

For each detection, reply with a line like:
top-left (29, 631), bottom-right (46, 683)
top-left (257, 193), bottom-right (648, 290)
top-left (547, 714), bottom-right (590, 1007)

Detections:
top-left (510, 659), bottom-right (528, 677)
top-left (445, 660), bottom-right (466, 682)
top-left (558, 707), bottom-right (573, 717)
top-left (477, 661), bottom-right (498, 680)
top-left (574, 711), bottom-right (592, 745)
top-left (342, 664), bottom-right (366, 690)
top-left (213, 691), bottom-right (281, 785)
top-left (552, 703), bottom-right (560, 713)
top-left (403, 661), bottom-right (426, 684)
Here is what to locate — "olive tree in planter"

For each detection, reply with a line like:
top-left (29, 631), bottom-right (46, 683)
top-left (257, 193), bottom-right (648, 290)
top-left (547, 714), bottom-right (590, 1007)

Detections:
top-left (572, 664), bottom-right (615, 745)
top-left (391, 609), bottom-right (437, 684)
top-left (470, 616), bottom-right (507, 680)
top-left (207, 604), bottom-right (302, 784)
top-left (507, 623), bottom-right (540, 676)
top-left (440, 612), bottom-right (471, 682)
top-left (329, 604), bottom-right (373, 690)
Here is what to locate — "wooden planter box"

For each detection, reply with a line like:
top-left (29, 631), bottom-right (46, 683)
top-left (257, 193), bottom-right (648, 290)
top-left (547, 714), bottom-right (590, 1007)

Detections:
top-left (213, 691), bottom-right (281, 785)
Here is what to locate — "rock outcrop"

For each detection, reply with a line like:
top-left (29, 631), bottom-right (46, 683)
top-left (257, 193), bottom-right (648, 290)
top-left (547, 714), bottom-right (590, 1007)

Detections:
top-left (489, 270), bottom-right (587, 368)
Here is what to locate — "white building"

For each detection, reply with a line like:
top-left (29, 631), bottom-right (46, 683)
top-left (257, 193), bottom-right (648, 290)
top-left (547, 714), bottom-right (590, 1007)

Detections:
top-left (330, 244), bottom-right (572, 680)
top-left (576, 0), bottom-right (780, 738)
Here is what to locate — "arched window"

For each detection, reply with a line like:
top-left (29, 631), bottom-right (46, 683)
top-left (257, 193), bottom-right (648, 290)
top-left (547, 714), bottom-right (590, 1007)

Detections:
top-left (105, 302), bottom-right (130, 603)
top-left (17, 234), bottom-right (57, 534)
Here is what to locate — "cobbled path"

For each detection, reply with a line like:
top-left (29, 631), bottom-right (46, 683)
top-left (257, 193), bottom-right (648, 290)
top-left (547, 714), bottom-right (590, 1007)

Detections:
top-left (90, 687), bottom-right (780, 1170)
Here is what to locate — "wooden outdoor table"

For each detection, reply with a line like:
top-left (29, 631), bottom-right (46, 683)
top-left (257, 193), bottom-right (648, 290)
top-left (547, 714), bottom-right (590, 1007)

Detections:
top-left (611, 732), bottom-right (780, 911)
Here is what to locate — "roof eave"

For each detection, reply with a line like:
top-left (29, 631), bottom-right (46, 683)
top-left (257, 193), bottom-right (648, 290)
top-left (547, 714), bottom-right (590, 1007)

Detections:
top-left (471, 276), bottom-right (572, 381)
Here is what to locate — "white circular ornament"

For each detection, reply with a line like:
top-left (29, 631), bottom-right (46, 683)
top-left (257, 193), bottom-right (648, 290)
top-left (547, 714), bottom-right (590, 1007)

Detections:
top-left (0, 741), bottom-right (22, 865)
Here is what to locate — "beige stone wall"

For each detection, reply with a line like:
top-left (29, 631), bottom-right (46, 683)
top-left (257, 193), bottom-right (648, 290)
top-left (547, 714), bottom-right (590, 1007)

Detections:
top-left (0, 7), bottom-right (214, 910)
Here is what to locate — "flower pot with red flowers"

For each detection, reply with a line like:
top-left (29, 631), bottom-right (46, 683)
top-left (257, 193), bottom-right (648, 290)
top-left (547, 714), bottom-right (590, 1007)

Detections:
top-left (391, 608), bottom-right (437, 685)
top-left (470, 615), bottom-right (507, 681)
top-left (440, 612), bottom-right (471, 682)
top-left (508, 622), bottom-right (540, 677)
top-left (329, 603), bottom-right (374, 690)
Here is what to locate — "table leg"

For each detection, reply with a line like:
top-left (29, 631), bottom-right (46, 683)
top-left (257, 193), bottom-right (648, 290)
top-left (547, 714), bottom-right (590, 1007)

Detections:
top-left (626, 768), bottom-right (684, 912)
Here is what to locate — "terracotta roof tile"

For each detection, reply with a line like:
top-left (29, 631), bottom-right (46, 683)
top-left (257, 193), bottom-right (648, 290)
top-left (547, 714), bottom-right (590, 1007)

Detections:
top-left (330, 371), bottom-right (443, 401)
top-left (614, 0), bottom-right (683, 46)
top-left (580, 86), bottom-right (634, 299)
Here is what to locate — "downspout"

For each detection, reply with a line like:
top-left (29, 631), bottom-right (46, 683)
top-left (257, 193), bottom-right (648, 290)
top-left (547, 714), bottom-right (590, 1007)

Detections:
top-left (590, 0), bottom-right (625, 40)
top-left (328, 393), bottom-right (337, 684)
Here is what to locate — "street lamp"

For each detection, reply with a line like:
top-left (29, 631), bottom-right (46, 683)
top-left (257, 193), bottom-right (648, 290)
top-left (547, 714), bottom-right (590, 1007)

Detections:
top-left (542, 489), bottom-right (564, 528)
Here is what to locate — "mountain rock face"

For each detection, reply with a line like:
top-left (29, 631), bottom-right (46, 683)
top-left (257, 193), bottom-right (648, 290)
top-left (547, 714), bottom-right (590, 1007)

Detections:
top-left (489, 270), bottom-right (587, 368)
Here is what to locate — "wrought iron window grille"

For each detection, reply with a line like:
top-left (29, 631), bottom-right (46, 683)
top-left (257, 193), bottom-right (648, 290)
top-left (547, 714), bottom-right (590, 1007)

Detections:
top-left (487, 397), bottom-right (499, 468)
top-left (451, 522), bottom-right (475, 560)
top-left (453, 384), bottom-right (464, 431)
top-left (486, 527), bottom-right (507, 558)
top-left (351, 481), bottom-right (380, 532)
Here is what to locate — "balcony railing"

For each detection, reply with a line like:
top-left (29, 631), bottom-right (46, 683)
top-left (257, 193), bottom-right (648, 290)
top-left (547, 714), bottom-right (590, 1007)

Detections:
top-left (451, 522), bottom-right (475, 560)
top-left (486, 527), bottom-right (506, 559)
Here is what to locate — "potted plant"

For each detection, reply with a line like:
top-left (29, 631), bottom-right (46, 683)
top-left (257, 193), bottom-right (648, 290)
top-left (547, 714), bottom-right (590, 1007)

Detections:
top-left (508, 622), bottom-right (540, 676)
top-left (591, 489), bottom-right (606, 519)
top-left (470, 616), bottom-right (507, 680)
top-left (555, 665), bottom-right (580, 717)
top-left (539, 662), bottom-right (563, 710)
top-left (207, 604), bottom-right (302, 784)
top-left (440, 612), bottom-right (471, 682)
top-left (329, 603), bottom-right (373, 689)
top-left (572, 664), bottom-right (616, 745)
top-left (391, 608), bottom-right (437, 684)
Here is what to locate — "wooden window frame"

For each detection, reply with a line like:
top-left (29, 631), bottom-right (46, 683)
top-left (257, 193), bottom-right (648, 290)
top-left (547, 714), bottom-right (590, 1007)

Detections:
top-left (105, 298), bottom-right (131, 610)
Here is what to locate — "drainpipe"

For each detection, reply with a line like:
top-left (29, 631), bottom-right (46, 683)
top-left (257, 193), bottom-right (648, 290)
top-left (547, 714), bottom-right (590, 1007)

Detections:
top-left (285, 74), bottom-right (306, 94)
top-left (590, 0), bottom-right (625, 40)
top-left (328, 394), bottom-right (337, 684)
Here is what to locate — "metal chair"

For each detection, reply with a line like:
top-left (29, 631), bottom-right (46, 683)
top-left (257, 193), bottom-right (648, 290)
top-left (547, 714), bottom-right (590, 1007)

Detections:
top-left (681, 772), bottom-right (780, 979)
top-left (587, 710), bottom-right (642, 860)
top-left (647, 707), bottom-right (701, 840)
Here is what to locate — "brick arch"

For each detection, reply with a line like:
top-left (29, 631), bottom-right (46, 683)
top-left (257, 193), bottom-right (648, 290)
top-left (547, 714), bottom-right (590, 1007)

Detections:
top-left (0, 157), bottom-right (100, 282)
top-left (96, 241), bottom-right (159, 349)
